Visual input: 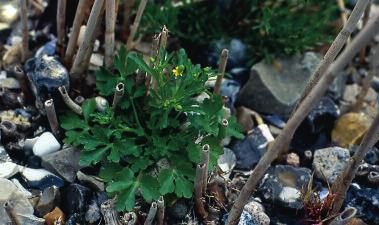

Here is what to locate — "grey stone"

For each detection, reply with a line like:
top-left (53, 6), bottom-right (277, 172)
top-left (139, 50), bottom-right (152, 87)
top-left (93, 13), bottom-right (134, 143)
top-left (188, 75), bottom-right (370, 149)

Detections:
top-left (41, 147), bottom-right (82, 182)
top-left (0, 146), bottom-right (11, 162)
top-left (258, 165), bottom-right (311, 209)
top-left (313, 147), bottom-right (350, 183)
top-left (36, 186), bottom-right (60, 215)
top-left (237, 52), bottom-right (320, 118)
top-left (16, 214), bottom-right (45, 225)
top-left (85, 199), bottom-right (101, 224)
top-left (238, 200), bottom-right (270, 225)
top-left (77, 171), bottom-right (104, 191)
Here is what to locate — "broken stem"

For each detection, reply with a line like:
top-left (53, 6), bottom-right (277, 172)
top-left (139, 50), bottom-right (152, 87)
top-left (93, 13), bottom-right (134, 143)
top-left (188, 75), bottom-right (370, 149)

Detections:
top-left (100, 199), bottom-right (120, 225)
top-left (57, 0), bottom-right (67, 58)
top-left (112, 83), bottom-right (125, 109)
top-left (226, 13), bottom-right (379, 225)
top-left (121, 0), bottom-right (135, 42)
top-left (156, 196), bottom-right (165, 225)
top-left (20, 0), bottom-right (29, 62)
top-left (44, 99), bottom-right (60, 137)
top-left (71, 0), bottom-right (104, 77)
top-left (65, 0), bottom-right (91, 65)
top-left (194, 163), bottom-right (208, 220)
top-left (144, 202), bottom-right (157, 225)
top-left (58, 86), bottom-right (83, 115)
top-left (105, 0), bottom-right (116, 67)
top-left (202, 144), bottom-right (210, 192)
top-left (126, 0), bottom-right (148, 50)
top-left (359, 0), bottom-right (372, 63)
top-left (214, 49), bottom-right (229, 95)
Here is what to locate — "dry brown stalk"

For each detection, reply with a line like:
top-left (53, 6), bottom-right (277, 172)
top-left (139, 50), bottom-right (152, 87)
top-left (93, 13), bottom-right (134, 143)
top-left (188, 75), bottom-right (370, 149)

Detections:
top-left (194, 163), bottom-right (208, 220)
top-left (226, 13), bottom-right (379, 225)
top-left (156, 196), bottom-right (165, 225)
top-left (64, 0), bottom-right (91, 65)
top-left (144, 202), bottom-right (157, 225)
top-left (105, 0), bottom-right (116, 67)
top-left (100, 199), bottom-right (120, 225)
top-left (45, 99), bottom-right (60, 137)
top-left (126, 0), bottom-right (148, 50)
top-left (121, 0), bottom-right (136, 42)
top-left (70, 0), bottom-right (104, 77)
top-left (58, 86), bottom-right (83, 115)
top-left (359, 0), bottom-right (372, 63)
top-left (57, 0), bottom-right (67, 58)
top-left (337, 0), bottom-right (349, 26)
top-left (20, 0), bottom-right (29, 62)
top-left (213, 49), bottom-right (229, 95)
top-left (202, 144), bottom-right (210, 192)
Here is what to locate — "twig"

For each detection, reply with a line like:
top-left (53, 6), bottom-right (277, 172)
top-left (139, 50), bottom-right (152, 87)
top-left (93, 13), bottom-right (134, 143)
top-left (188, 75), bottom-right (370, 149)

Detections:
top-left (194, 163), bottom-right (208, 220)
top-left (45, 99), bottom-right (60, 137)
top-left (214, 49), bottom-right (229, 95)
top-left (58, 86), bottom-right (83, 115)
top-left (121, 0), bottom-right (136, 42)
top-left (20, 0), bottom-right (28, 62)
top-left (13, 66), bottom-right (32, 103)
top-left (57, 0), bottom-right (67, 58)
top-left (100, 199), bottom-right (120, 225)
top-left (158, 26), bottom-right (168, 51)
top-left (226, 13), bottom-right (379, 225)
top-left (4, 202), bottom-right (21, 225)
top-left (218, 119), bottom-right (228, 146)
top-left (144, 202), bottom-right (157, 225)
top-left (359, 0), bottom-right (372, 63)
top-left (156, 196), bottom-right (165, 225)
top-left (112, 83), bottom-right (125, 109)
top-left (145, 35), bottom-right (159, 95)
top-left (202, 144), bottom-right (210, 192)
top-left (291, 0), bottom-right (369, 115)
top-left (71, 0), bottom-right (104, 77)
top-left (329, 207), bottom-right (357, 225)
top-left (65, 0), bottom-right (91, 65)
top-left (105, 0), bottom-right (116, 68)
top-left (126, 0), bottom-right (148, 50)
top-left (331, 111), bottom-right (379, 213)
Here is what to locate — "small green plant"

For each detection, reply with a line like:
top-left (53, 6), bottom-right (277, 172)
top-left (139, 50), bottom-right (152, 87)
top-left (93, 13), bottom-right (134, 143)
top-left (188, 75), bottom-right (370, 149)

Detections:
top-left (60, 46), bottom-right (243, 211)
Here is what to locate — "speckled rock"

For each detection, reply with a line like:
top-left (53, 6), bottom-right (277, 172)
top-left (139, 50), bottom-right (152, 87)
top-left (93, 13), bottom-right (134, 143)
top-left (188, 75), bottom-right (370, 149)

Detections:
top-left (313, 147), bottom-right (350, 183)
top-left (258, 165), bottom-right (311, 209)
top-left (238, 200), bottom-right (270, 225)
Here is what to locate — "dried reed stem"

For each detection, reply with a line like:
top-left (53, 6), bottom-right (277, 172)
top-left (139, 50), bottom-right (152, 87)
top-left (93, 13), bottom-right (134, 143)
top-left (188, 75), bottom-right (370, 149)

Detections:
top-left (57, 0), bottom-right (67, 57)
top-left (194, 163), bottom-right (208, 220)
top-left (105, 0), bottom-right (116, 67)
top-left (158, 26), bottom-right (168, 51)
top-left (112, 83), bottom-right (124, 109)
top-left (337, 0), bottom-right (349, 26)
top-left (121, 0), bottom-right (136, 41)
top-left (65, 0), bottom-right (91, 65)
top-left (214, 49), bottom-right (229, 95)
top-left (145, 35), bottom-right (160, 95)
top-left (71, 0), bottom-right (104, 77)
top-left (20, 0), bottom-right (28, 62)
top-left (100, 199), bottom-right (120, 225)
top-left (359, 0), bottom-right (372, 63)
top-left (82, 12), bottom-right (104, 72)
top-left (144, 202), bottom-right (157, 225)
top-left (45, 99), bottom-right (60, 137)
top-left (201, 144), bottom-right (210, 192)
top-left (156, 196), bottom-right (165, 225)
top-left (58, 86), bottom-right (83, 115)
top-left (126, 0), bottom-right (148, 50)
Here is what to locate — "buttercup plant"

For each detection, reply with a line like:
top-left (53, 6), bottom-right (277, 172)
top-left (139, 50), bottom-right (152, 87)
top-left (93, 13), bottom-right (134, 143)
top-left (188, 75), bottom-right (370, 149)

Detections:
top-left (60, 45), bottom-right (243, 211)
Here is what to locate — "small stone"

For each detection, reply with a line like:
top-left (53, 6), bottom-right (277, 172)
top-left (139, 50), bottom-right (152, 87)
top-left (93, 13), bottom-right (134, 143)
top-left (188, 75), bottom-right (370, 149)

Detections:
top-left (62, 183), bottom-right (92, 215)
top-left (35, 38), bottom-right (57, 58)
top-left (11, 178), bottom-right (32, 198)
top-left (36, 186), bottom-right (61, 215)
top-left (332, 113), bottom-right (370, 148)
top-left (17, 214), bottom-right (45, 225)
top-left (232, 124), bottom-right (274, 170)
top-left (286, 153), bottom-right (300, 167)
top-left (41, 147), bottom-right (82, 182)
top-left (20, 167), bottom-right (64, 190)
top-left (0, 145), bottom-right (11, 162)
top-left (169, 199), bottom-right (189, 220)
top-left (217, 148), bottom-right (236, 177)
top-left (0, 110), bottom-right (31, 129)
top-left (0, 161), bottom-right (21, 178)
top-left (2, 43), bottom-right (22, 69)
top-left (95, 96), bottom-right (109, 112)
top-left (258, 165), bottom-right (311, 209)
top-left (85, 198), bottom-right (101, 224)
top-left (343, 84), bottom-right (360, 103)
top-left (23, 55), bottom-right (69, 111)
top-left (221, 79), bottom-right (240, 110)
top-left (237, 52), bottom-right (320, 118)
top-left (43, 207), bottom-right (65, 225)
top-left (33, 132), bottom-right (61, 156)
top-left (312, 147), bottom-right (350, 183)
top-left (65, 213), bottom-right (84, 225)
top-left (77, 171), bottom-right (105, 191)
top-left (0, 77), bottom-right (20, 89)
top-left (240, 200), bottom-right (270, 225)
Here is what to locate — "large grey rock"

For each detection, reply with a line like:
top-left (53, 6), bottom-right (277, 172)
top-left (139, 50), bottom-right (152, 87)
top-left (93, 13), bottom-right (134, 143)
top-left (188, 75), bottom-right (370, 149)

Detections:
top-left (41, 147), bottom-right (82, 182)
top-left (0, 178), bottom-right (34, 225)
top-left (16, 214), bottom-right (45, 225)
top-left (313, 147), bottom-right (350, 183)
top-left (258, 165), bottom-right (311, 209)
top-left (237, 52), bottom-right (320, 118)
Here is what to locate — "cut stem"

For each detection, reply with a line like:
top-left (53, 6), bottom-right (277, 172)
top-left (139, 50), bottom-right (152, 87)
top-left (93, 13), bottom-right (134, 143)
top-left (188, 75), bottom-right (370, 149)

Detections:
top-left (194, 163), bottom-right (208, 220)
top-left (71, 0), bottom-right (105, 77)
top-left (58, 86), bottom-right (83, 115)
top-left (44, 99), bottom-right (60, 137)
top-left (57, 0), bottom-right (67, 58)
top-left (100, 199), bottom-right (120, 225)
top-left (112, 83), bottom-right (125, 109)
top-left (201, 144), bottom-right (210, 192)
top-left (126, 0), bottom-right (148, 50)
top-left (156, 196), bottom-right (165, 225)
top-left (105, 0), bottom-right (116, 68)
top-left (226, 13), bottom-right (379, 225)
top-left (144, 202), bottom-right (157, 225)
top-left (20, 0), bottom-right (29, 62)
top-left (65, 0), bottom-right (91, 65)
top-left (214, 49), bottom-right (229, 95)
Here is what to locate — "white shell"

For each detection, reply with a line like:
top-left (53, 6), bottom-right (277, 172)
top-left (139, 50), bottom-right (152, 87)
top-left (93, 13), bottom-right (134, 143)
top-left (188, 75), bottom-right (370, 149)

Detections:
top-left (32, 132), bottom-right (61, 156)
top-left (95, 96), bottom-right (109, 112)
top-left (0, 161), bottom-right (21, 178)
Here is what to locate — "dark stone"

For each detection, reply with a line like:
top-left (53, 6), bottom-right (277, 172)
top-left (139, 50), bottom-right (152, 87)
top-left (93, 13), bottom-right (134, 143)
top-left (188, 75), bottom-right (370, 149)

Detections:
top-left (168, 199), bottom-right (190, 220)
top-left (62, 183), bottom-right (91, 216)
top-left (220, 79), bottom-right (240, 109)
top-left (23, 55), bottom-right (69, 111)
top-left (85, 198), bottom-right (101, 224)
top-left (26, 155), bottom-right (41, 168)
top-left (20, 167), bottom-right (64, 190)
top-left (36, 186), bottom-right (61, 216)
top-left (0, 90), bottom-right (22, 109)
top-left (262, 114), bottom-right (286, 129)
top-left (95, 191), bottom-right (109, 206)
top-left (35, 38), bottom-right (57, 57)
top-left (65, 213), bottom-right (85, 225)
top-left (229, 67), bottom-right (250, 86)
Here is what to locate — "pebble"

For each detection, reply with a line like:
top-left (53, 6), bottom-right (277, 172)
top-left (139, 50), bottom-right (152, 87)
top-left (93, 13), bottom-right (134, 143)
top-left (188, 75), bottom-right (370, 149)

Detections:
top-left (77, 171), bottom-right (105, 191)
top-left (17, 214), bottom-right (45, 225)
top-left (0, 161), bottom-right (21, 178)
top-left (62, 183), bottom-right (92, 215)
top-left (95, 96), bottom-right (109, 112)
top-left (240, 200), bottom-right (270, 225)
top-left (217, 148), bottom-right (237, 177)
top-left (0, 145), bottom-right (11, 162)
top-left (0, 77), bottom-right (20, 89)
top-left (32, 132), bottom-right (61, 156)
top-left (312, 147), bottom-right (350, 183)
top-left (20, 167), bottom-right (64, 190)
top-left (85, 198), bottom-right (101, 224)
top-left (285, 153), bottom-right (300, 167)
top-left (36, 186), bottom-right (61, 215)
top-left (43, 207), bottom-right (65, 225)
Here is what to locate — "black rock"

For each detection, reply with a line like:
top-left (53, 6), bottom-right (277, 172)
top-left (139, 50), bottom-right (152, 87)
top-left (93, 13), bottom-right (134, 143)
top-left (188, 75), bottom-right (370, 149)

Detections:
top-left (95, 191), bottom-right (109, 206)
top-left (26, 155), bottom-right (41, 168)
top-left (220, 79), bottom-right (240, 110)
top-left (65, 213), bottom-right (85, 225)
top-left (262, 114), bottom-right (286, 129)
top-left (168, 199), bottom-right (190, 220)
top-left (20, 167), bottom-right (64, 190)
top-left (36, 185), bottom-right (61, 216)
top-left (345, 183), bottom-right (379, 224)
top-left (85, 198), bottom-right (101, 224)
top-left (229, 67), bottom-right (250, 85)
top-left (62, 183), bottom-right (92, 216)
top-left (23, 55), bottom-right (69, 111)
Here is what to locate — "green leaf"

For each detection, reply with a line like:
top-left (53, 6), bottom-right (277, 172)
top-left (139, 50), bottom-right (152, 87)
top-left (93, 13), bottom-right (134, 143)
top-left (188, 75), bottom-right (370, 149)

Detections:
top-left (175, 176), bottom-right (192, 198)
top-left (60, 112), bottom-right (87, 130)
top-left (96, 67), bottom-right (119, 96)
top-left (158, 169), bottom-right (175, 195)
top-left (127, 52), bottom-right (155, 77)
top-left (140, 174), bottom-right (160, 202)
top-left (82, 98), bottom-right (96, 123)
top-left (80, 145), bottom-right (110, 166)
top-left (99, 163), bottom-right (123, 182)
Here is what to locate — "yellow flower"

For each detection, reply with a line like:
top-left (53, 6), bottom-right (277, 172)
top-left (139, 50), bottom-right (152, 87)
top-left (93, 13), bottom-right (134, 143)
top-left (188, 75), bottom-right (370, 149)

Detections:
top-left (172, 65), bottom-right (184, 77)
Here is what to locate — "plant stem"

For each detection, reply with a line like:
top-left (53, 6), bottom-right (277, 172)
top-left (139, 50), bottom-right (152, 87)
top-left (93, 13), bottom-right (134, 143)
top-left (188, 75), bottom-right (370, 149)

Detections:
top-left (359, 0), bottom-right (372, 63)
top-left (45, 99), bottom-right (60, 137)
top-left (126, 0), bottom-right (148, 50)
top-left (100, 199), bottom-right (120, 225)
top-left (201, 144), bottom-right (210, 192)
top-left (144, 202), bottom-right (157, 225)
top-left (214, 49), bottom-right (228, 95)
top-left (121, 0), bottom-right (135, 42)
top-left (130, 97), bottom-right (144, 134)
top-left (71, 0), bottom-right (104, 77)
top-left (112, 83), bottom-right (125, 109)
top-left (105, 0), bottom-right (116, 68)
top-left (65, 0), bottom-right (91, 66)
top-left (58, 86), bottom-right (83, 115)
top-left (20, 0), bottom-right (28, 62)
top-left (57, 0), bottom-right (67, 58)
top-left (194, 163), bottom-right (208, 220)
top-left (156, 196), bottom-right (165, 225)
top-left (226, 13), bottom-right (379, 225)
